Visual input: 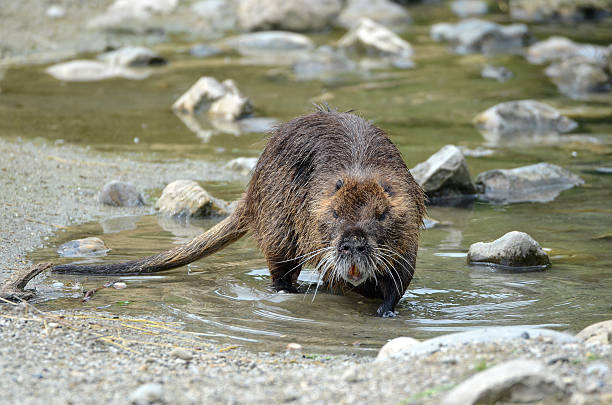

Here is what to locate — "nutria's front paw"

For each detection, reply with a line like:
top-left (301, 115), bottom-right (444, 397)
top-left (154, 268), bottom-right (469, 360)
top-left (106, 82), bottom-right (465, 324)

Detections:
top-left (272, 281), bottom-right (298, 294)
top-left (376, 305), bottom-right (398, 318)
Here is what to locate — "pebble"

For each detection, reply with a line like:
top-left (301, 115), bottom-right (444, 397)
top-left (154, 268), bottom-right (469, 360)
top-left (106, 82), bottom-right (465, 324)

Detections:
top-left (467, 231), bottom-right (550, 269)
top-left (128, 383), bottom-right (163, 405)
top-left (170, 349), bottom-right (194, 361)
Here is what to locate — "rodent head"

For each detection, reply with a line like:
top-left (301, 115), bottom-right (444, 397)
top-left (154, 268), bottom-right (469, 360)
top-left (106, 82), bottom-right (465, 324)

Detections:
top-left (313, 175), bottom-right (419, 287)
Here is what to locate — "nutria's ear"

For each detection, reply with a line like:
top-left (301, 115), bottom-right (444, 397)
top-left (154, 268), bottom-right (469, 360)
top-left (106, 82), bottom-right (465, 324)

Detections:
top-left (335, 179), bottom-right (344, 191)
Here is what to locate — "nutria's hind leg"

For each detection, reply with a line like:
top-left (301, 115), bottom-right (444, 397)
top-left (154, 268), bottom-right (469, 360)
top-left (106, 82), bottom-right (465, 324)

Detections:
top-left (267, 256), bottom-right (302, 293)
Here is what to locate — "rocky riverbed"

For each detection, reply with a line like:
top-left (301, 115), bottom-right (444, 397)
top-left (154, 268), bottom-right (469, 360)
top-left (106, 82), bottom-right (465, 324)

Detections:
top-left (2, 0), bottom-right (612, 404)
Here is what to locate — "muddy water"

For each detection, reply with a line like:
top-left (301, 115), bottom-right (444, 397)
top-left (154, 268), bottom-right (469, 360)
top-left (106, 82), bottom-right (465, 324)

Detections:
top-left (5, 6), bottom-right (612, 354)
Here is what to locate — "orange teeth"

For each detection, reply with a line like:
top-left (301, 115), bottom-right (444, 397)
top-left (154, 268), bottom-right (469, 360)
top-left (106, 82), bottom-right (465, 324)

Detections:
top-left (348, 264), bottom-right (360, 279)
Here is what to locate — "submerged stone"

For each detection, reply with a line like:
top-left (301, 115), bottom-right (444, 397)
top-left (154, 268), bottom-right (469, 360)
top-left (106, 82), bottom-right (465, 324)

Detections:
top-left (46, 60), bottom-right (149, 82)
top-left (475, 162), bottom-right (584, 204)
top-left (155, 179), bottom-right (229, 218)
top-left (480, 64), bottom-right (513, 82)
top-left (57, 237), bottom-right (109, 258)
top-left (441, 360), bottom-right (567, 405)
top-left (190, 44), bottom-right (223, 58)
top-left (224, 31), bottom-right (315, 55)
top-left (98, 46), bottom-right (166, 67)
top-left (467, 231), bottom-right (550, 268)
top-left (431, 18), bottom-right (528, 54)
top-left (545, 57), bottom-right (611, 99)
top-left (98, 181), bottom-right (145, 207)
top-left (410, 145), bottom-right (476, 205)
top-left (473, 100), bottom-right (578, 146)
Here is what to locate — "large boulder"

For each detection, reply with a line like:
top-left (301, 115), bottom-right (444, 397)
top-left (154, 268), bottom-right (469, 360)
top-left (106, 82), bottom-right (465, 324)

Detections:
top-left (431, 18), bottom-right (528, 54)
top-left (545, 57), bottom-right (611, 99)
top-left (336, 0), bottom-right (411, 32)
top-left (525, 36), bottom-right (609, 65)
top-left (223, 31), bottom-right (315, 55)
top-left (509, 0), bottom-right (612, 23)
top-left (171, 77), bottom-right (252, 121)
top-left (337, 18), bottom-right (413, 58)
top-left (441, 360), bottom-right (567, 405)
top-left (467, 231), bottom-right (551, 268)
top-left (475, 163), bottom-right (584, 204)
top-left (98, 180), bottom-right (145, 207)
top-left (237, 0), bottom-right (343, 32)
top-left (155, 180), bottom-right (229, 218)
top-left (410, 145), bottom-right (476, 205)
top-left (473, 100), bottom-right (578, 145)
top-left (98, 46), bottom-right (166, 67)
top-left (46, 60), bottom-right (149, 82)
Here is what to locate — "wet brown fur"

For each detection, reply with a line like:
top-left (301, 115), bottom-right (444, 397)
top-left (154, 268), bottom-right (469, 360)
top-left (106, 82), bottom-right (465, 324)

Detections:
top-left (52, 108), bottom-right (425, 316)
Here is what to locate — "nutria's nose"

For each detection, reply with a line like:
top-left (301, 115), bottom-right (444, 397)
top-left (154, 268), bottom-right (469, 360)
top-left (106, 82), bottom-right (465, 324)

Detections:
top-left (338, 228), bottom-right (368, 255)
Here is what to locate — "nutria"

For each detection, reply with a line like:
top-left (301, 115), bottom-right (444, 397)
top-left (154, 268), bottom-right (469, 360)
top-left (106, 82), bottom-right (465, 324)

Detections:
top-left (53, 107), bottom-right (425, 317)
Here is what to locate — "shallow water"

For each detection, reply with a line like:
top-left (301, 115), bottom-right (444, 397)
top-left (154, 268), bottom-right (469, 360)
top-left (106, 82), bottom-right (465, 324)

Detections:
top-left (6, 3), bottom-right (612, 354)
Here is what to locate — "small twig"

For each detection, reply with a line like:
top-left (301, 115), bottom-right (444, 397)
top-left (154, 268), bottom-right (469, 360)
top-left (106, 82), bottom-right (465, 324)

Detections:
top-left (82, 280), bottom-right (121, 303)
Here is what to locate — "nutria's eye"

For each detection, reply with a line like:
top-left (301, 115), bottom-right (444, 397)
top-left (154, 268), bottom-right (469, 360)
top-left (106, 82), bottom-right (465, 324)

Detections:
top-left (332, 210), bottom-right (339, 219)
top-left (382, 184), bottom-right (392, 195)
top-left (378, 209), bottom-right (388, 221)
top-left (335, 179), bottom-right (343, 191)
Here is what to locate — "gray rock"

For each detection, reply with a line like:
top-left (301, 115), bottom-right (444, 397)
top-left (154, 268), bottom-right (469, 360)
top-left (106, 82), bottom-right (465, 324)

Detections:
top-left (473, 100), bottom-right (578, 146)
top-left (338, 18), bottom-right (413, 58)
top-left (440, 360), bottom-right (567, 405)
top-left (509, 0), bottom-right (611, 23)
top-left (525, 36), bottom-right (609, 65)
top-left (237, 0), bottom-right (343, 32)
top-left (224, 31), bottom-right (315, 55)
top-left (88, 0), bottom-right (178, 30)
top-left (224, 157), bottom-right (258, 175)
top-left (481, 64), bottom-right (513, 82)
top-left (336, 0), bottom-right (411, 32)
top-left (576, 320), bottom-right (612, 345)
top-left (191, 0), bottom-right (238, 32)
top-left (98, 46), bottom-right (166, 67)
top-left (98, 181), bottom-right (145, 207)
top-left (292, 46), bottom-right (358, 80)
top-left (129, 382), bottom-right (163, 405)
top-left (586, 362), bottom-right (610, 376)
top-left (190, 44), bottom-right (222, 58)
top-left (392, 326), bottom-right (576, 358)
top-left (545, 57), bottom-right (610, 99)
top-left (467, 231), bottom-right (550, 268)
top-left (410, 145), bottom-right (476, 204)
top-left (46, 60), bottom-right (149, 82)
top-left (169, 348), bottom-right (193, 361)
top-left (475, 162), bottom-right (584, 204)
top-left (451, 0), bottom-right (488, 18)
top-left (57, 237), bottom-right (109, 258)
top-left (375, 337), bottom-right (420, 361)
top-left (155, 180), bottom-right (229, 218)
top-left (430, 18), bottom-right (528, 54)
top-left (172, 77), bottom-right (252, 121)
